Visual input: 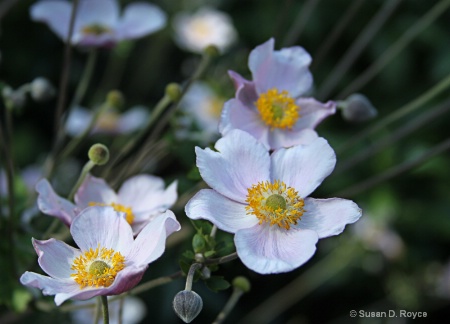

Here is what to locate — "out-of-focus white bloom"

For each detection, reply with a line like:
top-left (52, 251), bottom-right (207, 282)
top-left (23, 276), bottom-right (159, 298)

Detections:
top-left (177, 82), bottom-right (224, 143)
top-left (173, 7), bottom-right (237, 54)
top-left (72, 296), bottom-right (147, 324)
top-left (30, 77), bottom-right (55, 102)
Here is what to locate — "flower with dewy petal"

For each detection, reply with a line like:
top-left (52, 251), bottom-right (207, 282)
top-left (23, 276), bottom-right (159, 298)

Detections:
top-left (220, 38), bottom-right (336, 150)
top-left (20, 206), bottom-right (180, 305)
top-left (36, 174), bottom-right (177, 235)
top-left (30, 0), bottom-right (166, 48)
top-left (185, 130), bottom-right (362, 274)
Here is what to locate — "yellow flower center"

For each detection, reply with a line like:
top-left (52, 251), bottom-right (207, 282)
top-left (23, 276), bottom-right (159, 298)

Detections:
top-left (255, 88), bottom-right (300, 130)
top-left (71, 245), bottom-right (125, 288)
top-left (207, 97), bottom-right (225, 119)
top-left (88, 202), bottom-right (135, 225)
top-left (81, 24), bottom-right (112, 36)
top-left (245, 180), bottom-right (305, 230)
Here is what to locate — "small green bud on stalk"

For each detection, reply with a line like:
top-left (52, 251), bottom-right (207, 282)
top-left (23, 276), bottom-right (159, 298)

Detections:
top-left (106, 90), bottom-right (124, 110)
top-left (232, 276), bottom-right (251, 293)
top-left (165, 83), bottom-right (182, 102)
top-left (204, 45), bottom-right (220, 57)
top-left (88, 144), bottom-right (109, 165)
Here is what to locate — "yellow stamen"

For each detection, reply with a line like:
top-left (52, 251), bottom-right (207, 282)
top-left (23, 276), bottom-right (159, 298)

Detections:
top-left (81, 24), bottom-right (112, 36)
top-left (255, 88), bottom-right (300, 130)
top-left (245, 180), bottom-right (305, 230)
top-left (88, 202), bottom-right (135, 225)
top-left (71, 245), bottom-right (125, 288)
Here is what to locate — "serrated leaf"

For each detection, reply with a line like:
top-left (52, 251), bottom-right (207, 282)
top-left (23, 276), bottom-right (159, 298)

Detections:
top-left (204, 250), bottom-right (216, 258)
top-left (205, 276), bottom-right (230, 292)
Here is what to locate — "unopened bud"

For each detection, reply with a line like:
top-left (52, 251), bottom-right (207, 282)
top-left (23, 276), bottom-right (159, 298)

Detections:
top-left (204, 45), bottom-right (220, 57)
top-left (173, 290), bottom-right (203, 323)
top-left (30, 77), bottom-right (55, 102)
top-left (88, 143), bottom-right (109, 165)
top-left (340, 93), bottom-right (377, 123)
top-left (106, 90), bottom-right (124, 110)
top-left (232, 276), bottom-right (251, 293)
top-left (165, 83), bottom-right (182, 102)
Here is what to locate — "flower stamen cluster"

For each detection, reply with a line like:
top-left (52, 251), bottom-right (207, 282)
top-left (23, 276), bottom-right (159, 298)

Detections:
top-left (255, 88), bottom-right (300, 130)
top-left (81, 24), bottom-right (112, 36)
top-left (245, 180), bottom-right (305, 230)
top-left (71, 245), bottom-right (125, 288)
top-left (89, 202), bottom-right (135, 224)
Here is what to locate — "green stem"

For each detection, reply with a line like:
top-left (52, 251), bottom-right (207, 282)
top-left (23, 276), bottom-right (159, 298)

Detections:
top-left (100, 295), bottom-right (109, 324)
top-left (69, 49), bottom-right (98, 108)
top-left (213, 288), bottom-right (244, 324)
top-left (282, 0), bottom-right (321, 46)
top-left (205, 252), bottom-right (238, 265)
top-left (68, 160), bottom-right (95, 201)
top-left (185, 263), bottom-right (202, 291)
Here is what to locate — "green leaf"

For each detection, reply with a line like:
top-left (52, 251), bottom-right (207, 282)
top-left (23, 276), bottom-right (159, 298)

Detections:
top-left (204, 250), bottom-right (216, 258)
top-left (12, 288), bottom-right (32, 312)
top-left (192, 234), bottom-right (206, 253)
top-left (205, 276), bottom-right (231, 292)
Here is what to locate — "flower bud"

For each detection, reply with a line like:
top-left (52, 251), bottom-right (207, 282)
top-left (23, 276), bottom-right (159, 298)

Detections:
top-left (232, 276), bottom-right (251, 293)
top-left (204, 45), bottom-right (220, 57)
top-left (173, 290), bottom-right (203, 323)
top-left (106, 90), bottom-right (124, 110)
top-left (88, 143), bottom-right (109, 165)
top-left (340, 93), bottom-right (377, 123)
top-left (30, 77), bottom-right (55, 102)
top-left (165, 83), bottom-right (182, 102)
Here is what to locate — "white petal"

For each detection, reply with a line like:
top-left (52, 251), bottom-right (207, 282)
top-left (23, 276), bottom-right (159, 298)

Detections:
top-left (70, 206), bottom-right (134, 255)
top-left (235, 224), bottom-right (318, 274)
top-left (65, 106), bottom-right (92, 137)
top-left (30, 0), bottom-right (72, 41)
top-left (299, 198), bottom-right (362, 238)
top-left (196, 129), bottom-right (270, 203)
top-left (75, 0), bottom-right (119, 30)
top-left (268, 128), bottom-right (319, 150)
top-left (185, 189), bottom-right (258, 233)
top-left (75, 174), bottom-right (118, 208)
top-left (117, 107), bottom-right (148, 133)
top-left (270, 137), bottom-right (336, 197)
top-left (293, 98), bottom-right (336, 131)
top-left (116, 3), bottom-right (166, 40)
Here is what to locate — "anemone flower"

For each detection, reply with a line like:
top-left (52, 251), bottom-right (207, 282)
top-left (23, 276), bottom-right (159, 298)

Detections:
top-left (36, 174), bottom-right (177, 235)
top-left (220, 38), bottom-right (336, 150)
top-left (20, 206), bottom-right (180, 306)
top-left (30, 0), bottom-right (166, 48)
top-left (185, 130), bottom-right (361, 274)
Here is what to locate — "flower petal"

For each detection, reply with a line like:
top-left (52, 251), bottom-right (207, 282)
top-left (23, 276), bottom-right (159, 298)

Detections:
top-left (33, 238), bottom-right (80, 280)
top-left (30, 0), bottom-right (72, 41)
top-left (268, 128), bottom-right (319, 150)
top-left (228, 71), bottom-right (259, 107)
top-left (117, 107), bottom-right (148, 133)
top-left (196, 129), bottom-right (270, 203)
top-left (127, 210), bottom-right (180, 265)
top-left (185, 189), bottom-right (258, 233)
top-left (75, 0), bottom-right (119, 30)
top-left (70, 206), bottom-right (134, 255)
top-left (116, 3), bottom-right (166, 40)
top-left (65, 106), bottom-right (92, 137)
top-left (293, 98), bottom-right (336, 131)
top-left (249, 38), bottom-right (313, 97)
top-left (36, 179), bottom-right (77, 226)
top-left (270, 137), bottom-right (336, 197)
top-left (235, 224), bottom-right (318, 274)
top-left (299, 198), bottom-right (362, 238)
top-left (75, 174), bottom-right (118, 208)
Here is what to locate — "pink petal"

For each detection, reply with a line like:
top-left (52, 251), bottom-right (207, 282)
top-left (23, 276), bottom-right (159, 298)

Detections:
top-left (196, 129), bottom-right (270, 203)
top-left (116, 3), bottom-right (166, 40)
top-left (117, 107), bottom-right (148, 133)
top-left (30, 0), bottom-right (72, 41)
top-left (270, 137), bottom-right (336, 198)
top-left (74, 0), bottom-right (119, 31)
top-left (235, 224), bottom-right (318, 274)
top-left (75, 174), bottom-right (118, 208)
top-left (293, 98), bottom-right (336, 131)
top-left (299, 198), bottom-right (362, 238)
top-left (33, 238), bottom-right (80, 279)
top-left (185, 189), bottom-right (258, 233)
top-left (268, 128), bottom-right (319, 150)
top-left (36, 178), bottom-right (77, 226)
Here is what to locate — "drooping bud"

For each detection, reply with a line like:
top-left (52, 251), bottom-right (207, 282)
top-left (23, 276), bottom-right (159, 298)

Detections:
top-left (30, 77), bottom-right (55, 102)
top-left (232, 276), bottom-right (251, 293)
top-left (165, 83), bottom-right (182, 102)
top-left (88, 143), bottom-right (109, 165)
top-left (204, 45), bottom-right (220, 57)
top-left (173, 290), bottom-right (203, 323)
top-left (340, 93), bottom-right (377, 123)
top-left (106, 90), bottom-right (124, 110)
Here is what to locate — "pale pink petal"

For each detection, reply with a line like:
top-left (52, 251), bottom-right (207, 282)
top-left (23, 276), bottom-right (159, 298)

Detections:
top-left (249, 38), bottom-right (313, 97)
top-left (116, 3), bottom-right (166, 40)
top-left (127, 210), bottom-right (180, 265)
top-left (270, 137), bottom-right (336, 197)
top-left (293, 98), bottom-right (336, 131)
top-left (235, 224), bottom-right (318, 274)
top-left (219, 99), bottom-right (270, 149)
top-left (227, 71), bottom-right (259, 107)
top-left (75, 174), bottom-right (118, 208)
top-left (268, 128), bottom-right (319, 150)
top-left (298, 198), bottom-right (362, 238)
top-left (74, 0), bottom-right (119, 30)
top-left (70, 206), bottom-right (134, 255)
top-left (30, 0), bottom-right (72, 41)
top-left (36, 179), bottom-right (77, 226)
top-left (196, 130), bottom-right (270, 203)
top-left (117, 107), bottom-right (148, 133)
top-left (185, 189), bottom-right (258, 233)
top-left (65, 106), bottom-right (92, 137)
top-left (228, 70), bottom-right (248, 91)
top-left (33, 238), bottom-right (80, 279)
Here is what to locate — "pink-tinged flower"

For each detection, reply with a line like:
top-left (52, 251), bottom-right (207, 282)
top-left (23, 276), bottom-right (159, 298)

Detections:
top-left (20, 206), bottom-right (180, 306)
top-left (36, 174), bottom-right (177, 234)
top-left (220, 38), bottom-right (336, 150)
top-left (185, 130), bottom-right (361, 274)
top-left (30, 0), bottom-right (166, 48)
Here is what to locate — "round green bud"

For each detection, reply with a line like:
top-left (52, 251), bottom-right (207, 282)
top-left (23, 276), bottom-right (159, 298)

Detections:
top-left (106, 90), bottom-right (125, 110)
top-left (173, 290), bottom-right (203, 323)
top-left (165, 83), bottom-right (182, 102)
top-left (232, 276), bottom-right (251, 293)
top-left (204, 45), bottom-right (220, 57)
top-left (88, 143), bottom-right (110, 165)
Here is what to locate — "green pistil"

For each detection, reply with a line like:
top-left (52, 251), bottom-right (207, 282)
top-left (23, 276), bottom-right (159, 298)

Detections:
top-left (272, 104), bottom-right (284, 120)
top-left (266, 194), bottom-right (287, 211)
top-left (89, 261), bottom-right (110, 276)
top-left (82, 24), bottom-right (111, 36)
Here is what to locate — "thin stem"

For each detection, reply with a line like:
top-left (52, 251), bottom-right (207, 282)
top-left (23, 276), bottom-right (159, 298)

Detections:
top-left (337, 72), bottom-right (450, 154)
top-left (210, 225), bottom-right (218, 238)
top-left (205, 252), bottom-right (238, 265)
top-left (334, 137), bottom-right (450, 198)
top-left (185, 263), bottom-right (202, 291)
top-left (93, 297), bottom-right (101, 324)
top-left (129, 271), bottom-right (183, 296)
top-left (282, 0), bottom-right (322, 46)
top-left (337, 0), bottom-right (450, 99)
top-left (69, 49), bottom-right (98, 108)
top-left (68, 160), bottom-right (95, 201)
top-left (317, 0), bottom-right (402, 100)
top-left (100, 295), bottom-right (109, 324)
top-left (118, 297), bottom-right (124, 324)
top-left (213, 289), bottom-right (244, 324)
